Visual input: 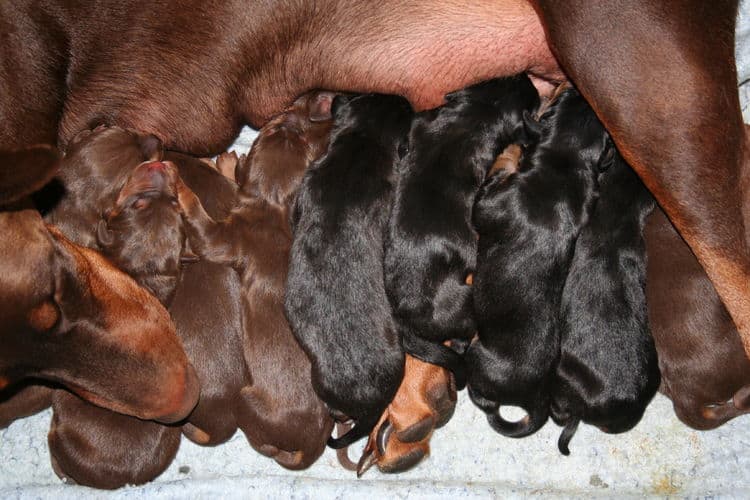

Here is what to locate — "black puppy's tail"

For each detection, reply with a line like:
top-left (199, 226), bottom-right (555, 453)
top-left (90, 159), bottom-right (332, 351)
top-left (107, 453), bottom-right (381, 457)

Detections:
top-left (401, 332), bottom-right (466, 390)
top-left (486, 401), bottom-right (548, 438)
top-left (327, 412), bottom-right (381, 449)
top-left (557, 419), bottom-right (580, 456)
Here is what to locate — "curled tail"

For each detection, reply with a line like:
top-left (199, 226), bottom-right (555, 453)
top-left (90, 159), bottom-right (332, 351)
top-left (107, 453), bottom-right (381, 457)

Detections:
top-left (557, 419), bottom-right (580, 456)
top-left (333, 422), bottom-right (358, 471)
top-left (327, 412), bottom-right (381, 449)
top-left (401, 332), bottom-right (466, 390)
top-left (486, 401), bottom-right (549, 438)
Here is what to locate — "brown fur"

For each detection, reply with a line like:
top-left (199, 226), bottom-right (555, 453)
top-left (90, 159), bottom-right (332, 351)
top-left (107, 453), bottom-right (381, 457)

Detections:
top-left (358, 355), bottom-right (456, 476)
top-left (177, 91), bottom-right (335, 469)
top-left (645, 207), bottom-right (750, 429)
top-left (0, 382), bottom-right (53, 429)
top-left (48, 130), bottom-right (247, 488)
top-left (0, 159), bottom-right (198, 423)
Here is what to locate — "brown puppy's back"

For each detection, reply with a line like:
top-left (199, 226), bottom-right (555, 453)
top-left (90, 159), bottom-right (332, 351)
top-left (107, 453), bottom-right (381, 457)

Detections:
top-left (646, 207), bottom-right (750, 429)
top-left (48, 391), bottom-right (181, 490)
top-left (165, 151), bottom-right (248, 445)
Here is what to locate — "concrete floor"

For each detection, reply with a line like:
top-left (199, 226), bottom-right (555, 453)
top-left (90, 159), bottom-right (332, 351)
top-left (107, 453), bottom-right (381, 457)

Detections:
top-left (1, 393), bottom-right (750, 498)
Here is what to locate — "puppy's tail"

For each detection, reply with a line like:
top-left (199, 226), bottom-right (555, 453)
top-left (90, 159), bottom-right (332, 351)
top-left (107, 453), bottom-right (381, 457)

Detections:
top-left (327, 412), bottom-right (381, 449)
top-left (487, 402), bottom-right (548, 438)
top-left (333, 422), bottom-right (359, 471)
top-left (401, 332), bottom-right (466, 390)
top-left (557, 419), bottom-right (580, 456)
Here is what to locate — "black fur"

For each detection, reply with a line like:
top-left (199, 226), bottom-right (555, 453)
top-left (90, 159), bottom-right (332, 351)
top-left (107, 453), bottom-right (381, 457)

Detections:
top-left (384, 76), bottom-right (540, 388)
top-left (466, 89), bottom-right (608, 438)
top-left (284, 94), bottom-right (413, 449)
top-left (551, 151), bottom-right (660, 455)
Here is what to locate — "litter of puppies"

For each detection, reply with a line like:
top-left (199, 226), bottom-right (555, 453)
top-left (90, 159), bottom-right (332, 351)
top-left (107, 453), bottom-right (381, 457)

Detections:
top-left (2, 78), bottom-right (749, 490)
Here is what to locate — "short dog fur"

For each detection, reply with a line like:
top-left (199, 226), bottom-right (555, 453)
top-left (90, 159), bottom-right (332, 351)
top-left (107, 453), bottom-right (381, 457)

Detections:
top-left (384, 76), bottom-right (540, 388)
top-left (0, 143), bottom-right (198, 426)
top-left (646, 206), bottom-right (750, 430)
top-left (47, 129), bottom-right (246, 488)
top-left (550, 151), bottom-right (660, 455)
top-left (285, 93), bottom-right (413, 448)
top-left (176, 91), bottom-right (336, 469)
top-left (466, 88), bottom-right (608, 438)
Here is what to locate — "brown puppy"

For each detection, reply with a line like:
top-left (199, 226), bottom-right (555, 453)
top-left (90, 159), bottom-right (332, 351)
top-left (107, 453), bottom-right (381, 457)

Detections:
top-left (47, 125), bottom-right (246, 446)
top-left (176, 91), bottom-right (335, 469)
top-left (165, 152), bottom-right (247, 447)
top-left (0, 146), bottom-right (198, 423)
top-left (49, 158), bottom-right (189, 489)
top-left (48, 131), bottom-right (246, 488)
top-left (645, 206), bottom-right (750, 430)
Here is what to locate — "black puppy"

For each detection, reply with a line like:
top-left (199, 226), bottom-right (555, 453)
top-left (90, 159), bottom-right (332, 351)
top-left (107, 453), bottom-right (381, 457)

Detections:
top-left (384, 76), bottom-right (539, 388)
top-left (466, 88), bottom-right (607, 438)
top-left (285, 94), bottom-right (413, 449)
top-left (551, 152), bottom-right (659, 455)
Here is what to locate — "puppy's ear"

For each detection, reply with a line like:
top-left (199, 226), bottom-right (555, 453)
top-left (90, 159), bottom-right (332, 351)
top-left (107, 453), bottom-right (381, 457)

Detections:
top-left (96, 219), bottom-right (115, 248)
top-left (139, 134), bottom-right (163, 162)
top-left (331, 95), bottom-right (351, 118)
top-left (521, 110), bottom-right (542, 144)
top-left (234, 153), bottom-right (251, 188)
top-left (308, 92), bottom-right (336, 122)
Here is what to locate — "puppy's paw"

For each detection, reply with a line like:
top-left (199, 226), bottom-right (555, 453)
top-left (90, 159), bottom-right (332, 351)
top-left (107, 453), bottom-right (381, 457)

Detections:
top-left (357, 419), bottom-right (430, 476)
top-left (355, 355), bottom-right (456, 476)
top-left (388, 355), bottom-right (457, 442)
top-left (215, 151), bottom-right (240, 182)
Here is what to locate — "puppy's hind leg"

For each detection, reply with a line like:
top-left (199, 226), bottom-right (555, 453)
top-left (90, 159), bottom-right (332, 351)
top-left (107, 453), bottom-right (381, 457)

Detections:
top-left (401, 332), bottom-right (466, 389)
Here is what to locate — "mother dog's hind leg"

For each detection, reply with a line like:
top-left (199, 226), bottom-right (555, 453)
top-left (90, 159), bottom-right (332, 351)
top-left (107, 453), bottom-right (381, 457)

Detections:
top-left (535, 0), bottom-right (750, 356)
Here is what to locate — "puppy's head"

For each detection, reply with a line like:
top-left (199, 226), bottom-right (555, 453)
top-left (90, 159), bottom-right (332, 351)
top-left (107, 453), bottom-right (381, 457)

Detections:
top-left (444, 76), bottom-right (540, 147)
top-left (51, 126), bottom-right (164, 246)
top-left (96, 160), bottom-right (192, 305)
top-left (330, 93), bottom-right (414, 159)
top-left (236, 91), bottom-right (336, 208)
top-left (526, 88), bottom-right (616, 171)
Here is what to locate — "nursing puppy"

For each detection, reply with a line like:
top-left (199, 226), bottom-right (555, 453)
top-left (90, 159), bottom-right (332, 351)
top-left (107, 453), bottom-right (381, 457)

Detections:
top-left (176, 91), bottom-right (336, 469)
top-left (48, 131), bottom-right (245, 488)
top-left (49, 158), bottom-right (189, 489)
top-left (385, 76), bottom-right (539, 388)
top-left (551, 152), bottom-right (660, 455)
top-left (44, 126), bottom-right (164, 246)
top-left (285, 94), bottom-right (413, 448)
top-left (646, 207), bottom-right (750, 430)
top-left (47, 126), bottom-right (245, 446)
top-left (466, 89), bottom-right (605, 438)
